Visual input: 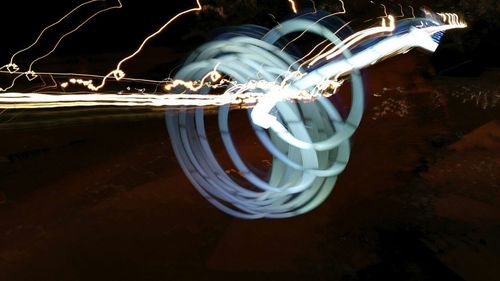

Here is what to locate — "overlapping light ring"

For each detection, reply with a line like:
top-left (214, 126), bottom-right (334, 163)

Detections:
top-left (166, 15), bottom-right (364, 219)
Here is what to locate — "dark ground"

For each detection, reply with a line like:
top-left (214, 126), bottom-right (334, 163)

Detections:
top-left (0, 53), bottom-right (499, 280)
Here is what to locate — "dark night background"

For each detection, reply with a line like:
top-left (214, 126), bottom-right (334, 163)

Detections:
top-left (0, 1), bottom-right (499, 280)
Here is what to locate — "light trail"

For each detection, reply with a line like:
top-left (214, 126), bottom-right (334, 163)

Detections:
top-left (306, 15), bottom-right (395, 67)
top-left (397, 4), bottom-right (405, 18)
top-left (163, 10), bottom-right (466, 218)
top-left (409, 6), bottom-right (416, 19)
top-left (325, 15), bottom-right (395, 60)
top-left (0, 92), bottom-right (262, 109)
top-left (27, 1), bottom-right (123, 73)
top-left (310, 0), bottom-right (317, 14)
top-left (3, 0), bottom-right (104, 73)
top-left (163, 65), bottom-right (223, 92)
top-left (0, 11), bottom-right (466, 112)
top-left (0, 70), bottom-right (167, 86)
top-left (280, 0), bottom-right (346, 53)
top-left (381, 3), bottom-right (388, 17)
top-left (288, 0), bottom-right (298, 14)
top-left (295, 20), bottom-right (352, 69)
top-left (0, 0), bottom-right (122, 92)
top-left (87, 0), bottom-right (203, 91)
top-left (0, 4), bottom-right (467, 219)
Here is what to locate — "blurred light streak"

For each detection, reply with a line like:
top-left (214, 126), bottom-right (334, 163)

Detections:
top-left (88, 0), bottom-right (203, 91)
top-left (409, 6), bottom-right (416, 19)
top-left (0, 0), bottom-right (122, 92)
top-left (280, 0), bottom-right (346, 53)
top-left (288, 0), bottom-right (298, 14)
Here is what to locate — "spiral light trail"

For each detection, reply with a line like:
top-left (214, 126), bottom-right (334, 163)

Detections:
top-left (166, 10), bottom-right (465, 219)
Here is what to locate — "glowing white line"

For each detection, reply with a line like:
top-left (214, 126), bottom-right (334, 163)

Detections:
top-left (288, 0), bottom-right (298, 14)
top-left (380, 4), bottom-right (388, 17)
top-left (7, 0), bottom-right (106, 69)
top-left (27, 1), bottom-right (123, 73)
top-left (0, 86), bottom-right (317, 109)
top-left (308, 15), bottom-right (395, 66)
top-left (309, 0), bottom-right (317, 14)
top-left (397, 4), bottom-right (404, 18)
top-left (90, 0), bottom-right (203, 91)
top-left (0, 70), bottom-right (167, 85)
top-left (281, 0), bottom-right (346, 53)
top-left (409, 6), bottom-right (416, 19)
top-left (0, 0), bottom-right (123, 92)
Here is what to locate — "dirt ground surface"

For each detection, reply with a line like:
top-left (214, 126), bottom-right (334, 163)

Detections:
top-left (0, 54), bottom-right (499, 280)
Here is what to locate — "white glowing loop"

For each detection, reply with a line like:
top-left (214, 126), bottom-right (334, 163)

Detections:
top-left (162, 10), bottom-right (466, 219)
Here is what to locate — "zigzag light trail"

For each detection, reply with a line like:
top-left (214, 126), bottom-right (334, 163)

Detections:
top-left (84, 0), bottom-right (203, 91)
top-left (0, 0), bottom-right (123, 92)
